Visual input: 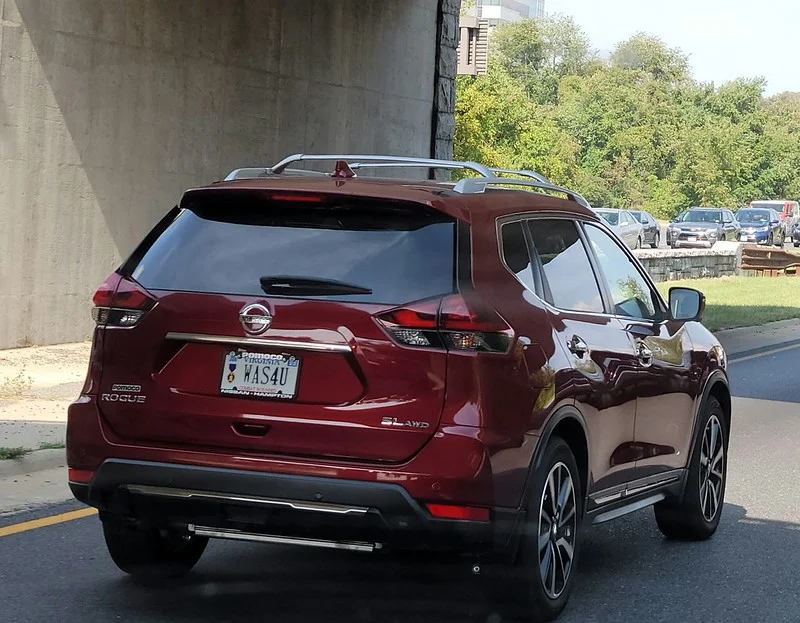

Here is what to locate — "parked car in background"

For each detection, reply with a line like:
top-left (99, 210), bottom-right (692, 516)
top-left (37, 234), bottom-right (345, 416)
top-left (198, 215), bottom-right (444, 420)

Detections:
top-left (629, 210), bottom-right (661, 248)
top-left (65, 154), bottom-right (732, 622)
top-left (594, 208), bottom-right (644, 249)
top-left (666, 207), bottom-right (740, 248)
top-left (749, 200), bottom-right (800, 240)
top-left (736, 208), bottom-right (784, 246)
top-left (793, 222), bottom-right (800, 248)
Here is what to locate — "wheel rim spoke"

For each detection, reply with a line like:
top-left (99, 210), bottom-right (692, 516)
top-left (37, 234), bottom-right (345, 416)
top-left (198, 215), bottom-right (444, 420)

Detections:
top-left (538, 461), bottom-right (576, 600)
top-left (559, 504), bottom-right (575, 527)
top-left (699, 415), bottom-right (725, 522)
top-left (540, 539), bottom-right (553, 583)
top-left (556, 537), bottom-right (574, 566)
top-left (557, 473), bottom-right (573, 511)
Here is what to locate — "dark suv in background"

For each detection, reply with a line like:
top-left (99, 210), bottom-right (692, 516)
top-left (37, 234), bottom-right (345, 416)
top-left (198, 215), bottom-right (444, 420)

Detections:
top-left (666, 207), bottom-right (740, 248)
top-left (67, 155), bottom-right (731, 622)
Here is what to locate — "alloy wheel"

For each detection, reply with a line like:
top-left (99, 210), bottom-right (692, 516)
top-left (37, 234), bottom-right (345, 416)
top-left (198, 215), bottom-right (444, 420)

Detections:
top-left (699, 415), bottom-right (725, 522)
top-left (538, 462), bottom-right (577, 600)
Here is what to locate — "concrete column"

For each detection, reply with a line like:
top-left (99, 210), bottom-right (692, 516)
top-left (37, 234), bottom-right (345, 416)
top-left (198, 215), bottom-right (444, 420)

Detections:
top-left (432, 0), bottom-right (461, 172)
top-left (0, 0), bottom-right (449, 348)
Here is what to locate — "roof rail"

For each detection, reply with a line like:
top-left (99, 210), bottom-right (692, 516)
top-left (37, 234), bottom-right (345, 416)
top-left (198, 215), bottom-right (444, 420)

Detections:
top-left (224, 167), bottom-right (328, 181)
top-left (489, 168), bottom-right (551, 184)
top-left (454, 177), bottom-right (592, 209)
top-left (222, 154), bottom-right (590, 208)
top-left (269, 154), bottom-right (494, 178)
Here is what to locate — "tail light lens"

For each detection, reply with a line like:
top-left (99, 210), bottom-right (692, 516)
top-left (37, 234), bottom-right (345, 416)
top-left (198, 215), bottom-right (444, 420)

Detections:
top-left (375, 294), bottom-right (513, 353)
top-left (426, 503), bottom-right (490, 522)
top-left (91, 273), bottom-right (155, 328)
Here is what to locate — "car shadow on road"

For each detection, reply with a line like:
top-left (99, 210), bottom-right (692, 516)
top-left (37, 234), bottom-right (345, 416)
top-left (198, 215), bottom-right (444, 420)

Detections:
top-left (89, 502), bottom-right (800, 623)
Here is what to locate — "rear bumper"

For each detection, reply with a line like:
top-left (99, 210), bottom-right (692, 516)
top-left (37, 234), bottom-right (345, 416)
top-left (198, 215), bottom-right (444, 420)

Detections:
top-left (71, 459), bottom-right (519, 554)
top-left (67, 396), bottom-right (530, 556)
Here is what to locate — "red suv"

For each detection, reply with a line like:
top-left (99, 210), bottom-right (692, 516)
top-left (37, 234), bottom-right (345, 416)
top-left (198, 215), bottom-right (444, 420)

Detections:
top-left (67, 155), bottom-right (731, 621)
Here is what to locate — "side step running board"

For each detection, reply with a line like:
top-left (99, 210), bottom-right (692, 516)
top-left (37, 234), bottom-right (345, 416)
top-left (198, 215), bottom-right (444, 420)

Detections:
top-left (591, 493), bottom-right (666, 525)
top-left (188, 524), bottom-right (382, 553)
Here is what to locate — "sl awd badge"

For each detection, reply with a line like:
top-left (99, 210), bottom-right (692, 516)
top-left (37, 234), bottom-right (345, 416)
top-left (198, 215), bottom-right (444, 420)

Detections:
top-left (381, 417), bottom-right (429, 429)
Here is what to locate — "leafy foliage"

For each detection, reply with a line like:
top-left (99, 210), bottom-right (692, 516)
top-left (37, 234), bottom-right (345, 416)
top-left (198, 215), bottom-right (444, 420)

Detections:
top-left (455, 17), bottom-right (800, 220)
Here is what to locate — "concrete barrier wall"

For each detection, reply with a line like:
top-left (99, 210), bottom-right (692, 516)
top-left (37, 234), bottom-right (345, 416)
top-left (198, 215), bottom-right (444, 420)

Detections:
top-left (0, 0), bottom-right (441, 348)
top-left (635, 243), bottom-right (744, 283)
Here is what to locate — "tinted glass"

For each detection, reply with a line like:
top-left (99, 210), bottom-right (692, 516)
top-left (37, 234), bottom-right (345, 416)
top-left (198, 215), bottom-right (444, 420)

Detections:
top-left (528, 220), bottom-right (604, 313)
top-left (630, 212), bottom-right (643, 223)
top-left (501, 221), bottom-right (535, 291)
top-left (597, 211), bottom-right (619, 226)
top-left (131, 198), bottom-right (456, 304)
top-left (679, 210), bottom-right (722, 223)
top-left (585, 225), bottom-right (659, 320)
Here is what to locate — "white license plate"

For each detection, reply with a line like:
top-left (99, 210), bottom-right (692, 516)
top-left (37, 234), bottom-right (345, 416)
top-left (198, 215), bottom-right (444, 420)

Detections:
top-left (687, 236), bottom-right (698, 242)
top-left (220, 350), bottom-right (301, 400)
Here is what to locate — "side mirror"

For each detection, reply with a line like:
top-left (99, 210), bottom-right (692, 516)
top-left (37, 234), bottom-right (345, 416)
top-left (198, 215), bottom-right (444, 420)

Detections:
top-left (669, 287), bottom-right (705, 322)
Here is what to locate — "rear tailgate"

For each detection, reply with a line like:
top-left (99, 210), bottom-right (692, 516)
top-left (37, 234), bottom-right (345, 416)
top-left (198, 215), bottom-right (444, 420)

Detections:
top-left (96, 190), bottom-right (458, 463)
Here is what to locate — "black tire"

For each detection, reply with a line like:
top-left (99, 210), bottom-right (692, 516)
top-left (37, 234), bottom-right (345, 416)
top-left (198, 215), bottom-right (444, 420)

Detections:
top-left (102, 515), bottom-right (208, 580)
top-left (775, 232), bottom-right (784, 247)
top-left (794, 242), bottom-right (799, 248)
top-left (635, 236), bottom-right (642, 249)
top-left (650, 233), bottom-right (659, 249)
top-left (654, 396), bottom-right (728, 540)
top-left (489, 437), bottom-right (582, 622)
top-left (767, 232), bottom-right (774, 246)
top-left (720, 234), bottom-right (726, 242)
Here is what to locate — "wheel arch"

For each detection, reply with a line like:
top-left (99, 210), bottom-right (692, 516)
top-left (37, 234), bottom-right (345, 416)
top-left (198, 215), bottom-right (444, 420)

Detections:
top-left (524, 406), bottom-right (590, 512)
top-left (686, 369), bottom-right (731, 472)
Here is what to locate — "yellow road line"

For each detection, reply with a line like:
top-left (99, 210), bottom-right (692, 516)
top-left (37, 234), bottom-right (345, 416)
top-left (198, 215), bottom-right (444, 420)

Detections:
top-left (0, 507), bottom-right (97, 538)
top-left (729, 341), bottom-right (800, 364)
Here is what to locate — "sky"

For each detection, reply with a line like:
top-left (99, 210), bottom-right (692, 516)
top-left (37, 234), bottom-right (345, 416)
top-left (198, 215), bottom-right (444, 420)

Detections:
top-left (545, 0), bottom-right (800, 95)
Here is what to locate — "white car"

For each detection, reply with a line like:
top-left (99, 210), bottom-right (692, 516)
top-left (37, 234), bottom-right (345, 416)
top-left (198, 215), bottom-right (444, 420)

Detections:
top-left (594, 208), bottom-right (645, 249)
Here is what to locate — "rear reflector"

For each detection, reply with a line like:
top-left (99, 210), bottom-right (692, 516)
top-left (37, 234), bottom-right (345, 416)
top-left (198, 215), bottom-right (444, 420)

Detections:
top-left (68, 469), bottom-right (94, 484)
top-left (426, 503), bottom-right (490, 522)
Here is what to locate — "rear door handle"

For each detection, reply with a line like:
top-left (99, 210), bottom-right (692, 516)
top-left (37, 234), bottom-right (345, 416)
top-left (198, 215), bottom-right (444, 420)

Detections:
top-left (568, 336), bottom-right (588, 358)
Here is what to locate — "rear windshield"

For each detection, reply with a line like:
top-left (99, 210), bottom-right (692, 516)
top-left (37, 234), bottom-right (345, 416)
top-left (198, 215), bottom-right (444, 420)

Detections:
top-left (129, 195), bottom-right (457, 304)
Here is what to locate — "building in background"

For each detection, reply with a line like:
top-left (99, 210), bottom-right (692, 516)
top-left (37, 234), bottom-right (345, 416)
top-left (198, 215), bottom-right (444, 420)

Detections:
top-left (458, 0), bottom-right (545, 75)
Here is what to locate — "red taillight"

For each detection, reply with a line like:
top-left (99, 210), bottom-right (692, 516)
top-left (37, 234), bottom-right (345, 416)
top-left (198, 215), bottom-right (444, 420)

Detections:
top-left (375, 295), bottom-right (513, 353)
top-left (68, 468), bottom-right (94, 484)
top-left (91, 274), bottom-right (155, 327)
top-left (92, 273), bottom-right (122, 307)
top-left (426, 503), bottom-right (490, 522)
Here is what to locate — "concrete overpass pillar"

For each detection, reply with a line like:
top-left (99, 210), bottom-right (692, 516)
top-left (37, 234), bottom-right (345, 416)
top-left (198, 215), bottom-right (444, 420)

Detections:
top-left (0, 0), bottom-right (462, 348)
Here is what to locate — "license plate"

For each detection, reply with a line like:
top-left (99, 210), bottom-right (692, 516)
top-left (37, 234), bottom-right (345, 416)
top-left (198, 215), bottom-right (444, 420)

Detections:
top-left (220, 350), bottom-right (301, 400)
top-left (687, 236), bottom-right (698, 242)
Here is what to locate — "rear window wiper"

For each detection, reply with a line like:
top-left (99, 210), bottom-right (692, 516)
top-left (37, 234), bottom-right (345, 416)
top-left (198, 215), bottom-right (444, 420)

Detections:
top-left (259, 276), bottom-right (373, 296)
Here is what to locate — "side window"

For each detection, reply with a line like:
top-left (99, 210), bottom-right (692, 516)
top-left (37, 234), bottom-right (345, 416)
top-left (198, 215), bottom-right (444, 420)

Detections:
top-left (527, 220), bottom-right (604, 313)
top-left (500, 221), bottom-right (536, 292)
top-left (584, 225), bottom-right (660, 320)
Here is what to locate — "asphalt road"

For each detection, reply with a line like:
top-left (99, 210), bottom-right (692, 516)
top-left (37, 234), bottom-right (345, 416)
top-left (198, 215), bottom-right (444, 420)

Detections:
top-left (2, 345), bottom-right (800, 623)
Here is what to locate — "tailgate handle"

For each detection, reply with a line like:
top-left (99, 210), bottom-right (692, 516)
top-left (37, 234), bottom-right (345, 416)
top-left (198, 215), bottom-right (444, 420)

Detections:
top-left (232, 423), bottom-right (270, 437)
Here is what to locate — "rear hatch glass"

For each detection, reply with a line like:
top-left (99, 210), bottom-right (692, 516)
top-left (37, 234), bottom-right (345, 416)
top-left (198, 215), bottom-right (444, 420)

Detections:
top-left (98, 191), bottom-right (457, 463)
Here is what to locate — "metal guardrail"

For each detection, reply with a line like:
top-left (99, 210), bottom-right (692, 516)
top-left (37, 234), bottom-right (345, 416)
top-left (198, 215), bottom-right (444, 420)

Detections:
top-left (740, 245), bottom-right (800, 276)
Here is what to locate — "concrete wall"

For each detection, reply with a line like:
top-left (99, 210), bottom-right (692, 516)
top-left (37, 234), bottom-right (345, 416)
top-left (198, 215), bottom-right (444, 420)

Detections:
top-left (0, 0), bottom-right (444, 348)
top-left (635, 243), bottom-right (743, 283)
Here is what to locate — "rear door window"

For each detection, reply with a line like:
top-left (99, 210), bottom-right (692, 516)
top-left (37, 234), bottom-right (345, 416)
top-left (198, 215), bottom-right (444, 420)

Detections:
top-left (527, 219), bottom-right (604, 313)
top-left (130, 194), bottom-right (457, 305)
top-left (500, 221), bottom-right (536, 292)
